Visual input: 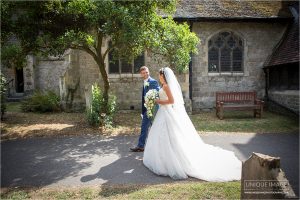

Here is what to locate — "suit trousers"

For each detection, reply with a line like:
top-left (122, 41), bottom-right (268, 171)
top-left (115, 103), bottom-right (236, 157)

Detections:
top-left (137, 112), bottom-right (151, 148)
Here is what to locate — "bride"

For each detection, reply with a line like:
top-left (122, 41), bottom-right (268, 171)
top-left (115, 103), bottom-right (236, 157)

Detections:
top-left (143, 67), bottom-right (241, 181)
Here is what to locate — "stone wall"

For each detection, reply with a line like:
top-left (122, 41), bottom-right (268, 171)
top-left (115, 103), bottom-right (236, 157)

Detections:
top-left (35, 53), bottom-right (71, 95)
top-left (24, 21), bottom-right (289, 113)
top-left (60, 50), bottom-right (89, 111)
top-left (268, 90), bottom-right (299, 115)
top-left (23, 55), bottom-right (35, 95)
top-left (76, 48), bottom-right (191, 112)
top-left (191, 21), bottom-right (288, 112)
top-left (31, 46), bottom-right (169, 112)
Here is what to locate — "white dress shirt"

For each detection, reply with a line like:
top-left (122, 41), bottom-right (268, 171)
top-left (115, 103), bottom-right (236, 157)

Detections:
top-left (144, 77), bottom-right (150, 88)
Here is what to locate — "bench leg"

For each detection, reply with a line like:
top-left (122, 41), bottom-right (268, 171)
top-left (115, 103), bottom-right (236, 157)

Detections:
top-left (220, 107), bottom-right (224, 120)
top-left (260, 106), bottom-right (263, 118)
top-left (254, 108), bottom-right (262, 118)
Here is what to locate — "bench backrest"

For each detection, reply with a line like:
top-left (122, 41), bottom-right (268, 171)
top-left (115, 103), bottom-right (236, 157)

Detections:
top-left (216, 91), bottom-right (257, 103)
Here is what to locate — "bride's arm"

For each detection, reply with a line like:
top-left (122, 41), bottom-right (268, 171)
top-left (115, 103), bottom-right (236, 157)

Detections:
top-left (155, 84), bottom-right (174, 105)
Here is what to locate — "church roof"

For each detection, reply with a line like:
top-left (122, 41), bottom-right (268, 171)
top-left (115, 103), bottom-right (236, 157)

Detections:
top-left (264, 2), bottom-right (299, 67)
top-left (171, 0), bottom-right (293, 20)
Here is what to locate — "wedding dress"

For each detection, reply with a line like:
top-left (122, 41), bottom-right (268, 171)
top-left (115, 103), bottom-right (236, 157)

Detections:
top-left (143, 68), bottom-right (241, 181)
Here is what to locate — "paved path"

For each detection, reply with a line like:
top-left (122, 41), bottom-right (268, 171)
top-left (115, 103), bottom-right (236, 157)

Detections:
top-left (1, 133), bottom-right (299, 195)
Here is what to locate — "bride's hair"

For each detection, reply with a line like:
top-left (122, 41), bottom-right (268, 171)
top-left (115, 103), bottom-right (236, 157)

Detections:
top-left (159, 68), bottom-right (168, 84)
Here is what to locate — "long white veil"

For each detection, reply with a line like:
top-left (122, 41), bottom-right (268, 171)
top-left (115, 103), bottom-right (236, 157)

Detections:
top-left (163, 67), bottom-right (184, 106)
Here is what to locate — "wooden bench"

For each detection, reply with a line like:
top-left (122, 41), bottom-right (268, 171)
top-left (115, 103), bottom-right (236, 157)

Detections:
top-left (216, 91), bottom-right (264, 120)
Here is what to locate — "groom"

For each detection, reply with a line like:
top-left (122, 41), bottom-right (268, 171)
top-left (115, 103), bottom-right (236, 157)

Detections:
top-left (130, 66), bottom-right (160, 152)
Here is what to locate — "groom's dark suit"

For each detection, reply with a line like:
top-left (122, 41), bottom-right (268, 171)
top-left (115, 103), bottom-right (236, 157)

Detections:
top-left (138, 77), bottom-right (160, 148)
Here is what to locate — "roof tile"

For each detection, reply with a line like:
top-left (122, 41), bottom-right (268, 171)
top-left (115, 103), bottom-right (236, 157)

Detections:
top-left (264, 3), bottom-right (299, 67)
top-left (171, 0), bottom-right (293, 19)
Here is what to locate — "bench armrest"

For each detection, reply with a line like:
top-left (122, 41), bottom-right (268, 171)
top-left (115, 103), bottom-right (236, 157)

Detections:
top-left (255, 99), bottom-right (264, 105)
top-left (216, 101), bottom-right (224, 106)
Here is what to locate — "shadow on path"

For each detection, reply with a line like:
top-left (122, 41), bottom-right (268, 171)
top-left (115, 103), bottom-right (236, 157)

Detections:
top-left (1, 133), bottom-right (298, 197)
top-left (1, 135), bottom-right (178, 188)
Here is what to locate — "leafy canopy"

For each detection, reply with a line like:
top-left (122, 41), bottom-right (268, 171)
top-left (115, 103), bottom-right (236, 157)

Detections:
top-left (1, 0), bottom-right (199, 71)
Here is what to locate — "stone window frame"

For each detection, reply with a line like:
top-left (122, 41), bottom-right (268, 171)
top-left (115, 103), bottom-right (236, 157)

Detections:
top-left (206, 29), bottom-right (248, 77)
top-left (106, 41), bottom-right (146, 78)
top-left (108, 53), bottom-right (146, 75)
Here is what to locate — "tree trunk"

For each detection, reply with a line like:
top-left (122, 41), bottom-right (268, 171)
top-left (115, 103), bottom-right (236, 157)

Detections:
top-left (73, 36), bottom-right (111, 126)
top-left (95, 32), bottom-right (110, 117)
top-left (78, 46), bottom-right (110, 124)
top-left (95, 59), bottom-right (110, 115)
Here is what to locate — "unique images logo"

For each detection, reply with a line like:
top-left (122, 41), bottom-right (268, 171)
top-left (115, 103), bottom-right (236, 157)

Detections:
top-left (244, 180), bottom-right (290, 194)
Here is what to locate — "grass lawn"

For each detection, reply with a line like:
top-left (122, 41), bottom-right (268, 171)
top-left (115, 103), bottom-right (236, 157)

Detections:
top-left (1, 181), bottom-right (240, 199)
top-left (1, 102), bottom-right (298, 140)
top-left (1, 103), bottom-right (296, 199)
top-left (191, 110), bottom-right (299, 134)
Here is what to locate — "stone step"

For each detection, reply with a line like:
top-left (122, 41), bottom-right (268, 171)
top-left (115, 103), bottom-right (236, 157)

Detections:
top-left (6, 93), bottom-right (25, 102)
top-left (6, 97), bottom-right (24, 102)
top-left (14, 93), bottom-right (25, 97)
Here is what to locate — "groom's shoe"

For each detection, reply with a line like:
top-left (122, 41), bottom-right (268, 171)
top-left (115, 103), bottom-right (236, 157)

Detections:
top-left (130, 146), bottom-right (144, 152)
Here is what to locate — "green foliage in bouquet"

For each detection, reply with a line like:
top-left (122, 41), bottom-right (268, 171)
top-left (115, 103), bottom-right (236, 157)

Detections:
top-left (21, 90), bottom-right (61, 113)
top-left (144, 89), bottom-right (159, 121)
top-left (86, 83), bottom-right (116, 128)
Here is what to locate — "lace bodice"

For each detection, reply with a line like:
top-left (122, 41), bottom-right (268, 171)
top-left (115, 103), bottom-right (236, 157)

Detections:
top-left (159, 88), bottom-right (168, 101)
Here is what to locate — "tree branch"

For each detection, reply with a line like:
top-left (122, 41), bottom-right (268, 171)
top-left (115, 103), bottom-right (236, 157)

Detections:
top-left (103, 44), bottom-right (116, 60)
top-left (70, 44), bottom-right (98, 61)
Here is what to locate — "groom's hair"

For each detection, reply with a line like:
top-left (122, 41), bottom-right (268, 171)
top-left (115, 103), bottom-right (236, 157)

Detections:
top-left (140, 66), bottom-right (149, 72)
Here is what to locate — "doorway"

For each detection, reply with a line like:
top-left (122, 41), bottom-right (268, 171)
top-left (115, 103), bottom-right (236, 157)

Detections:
top-left (15, 68), bottom-right (24, 93)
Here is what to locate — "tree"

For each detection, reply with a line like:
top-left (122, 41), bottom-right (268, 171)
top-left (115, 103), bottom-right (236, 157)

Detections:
top-left (1, 0), bottom-right (199, 117)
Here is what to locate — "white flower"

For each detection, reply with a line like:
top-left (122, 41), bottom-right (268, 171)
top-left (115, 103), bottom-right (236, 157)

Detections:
top-left (144, 89), bottom-right (159, 119)
top-left (144, 82), bottom-right (149, 87)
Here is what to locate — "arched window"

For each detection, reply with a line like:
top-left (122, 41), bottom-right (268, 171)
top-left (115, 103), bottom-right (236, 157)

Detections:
top-left (208, 31), bottom-right (243, 73)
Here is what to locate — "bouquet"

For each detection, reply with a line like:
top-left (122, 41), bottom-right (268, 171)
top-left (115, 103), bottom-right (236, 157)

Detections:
top-left (144, 89), bottom-right (159, 119)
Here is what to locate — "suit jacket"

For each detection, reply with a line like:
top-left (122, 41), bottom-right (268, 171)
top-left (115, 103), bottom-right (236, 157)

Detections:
top-left (142, 77), bottom-right (160, 115)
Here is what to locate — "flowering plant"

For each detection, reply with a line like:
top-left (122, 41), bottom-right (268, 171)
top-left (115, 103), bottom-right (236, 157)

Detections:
top-left (144, 89), bottom-right (159, 119)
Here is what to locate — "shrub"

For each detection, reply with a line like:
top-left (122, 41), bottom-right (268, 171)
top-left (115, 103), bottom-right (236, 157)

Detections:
top-left (21, 90), bottom-right (61, 112)
top-left (86, 83), bottom-right (117, 128)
